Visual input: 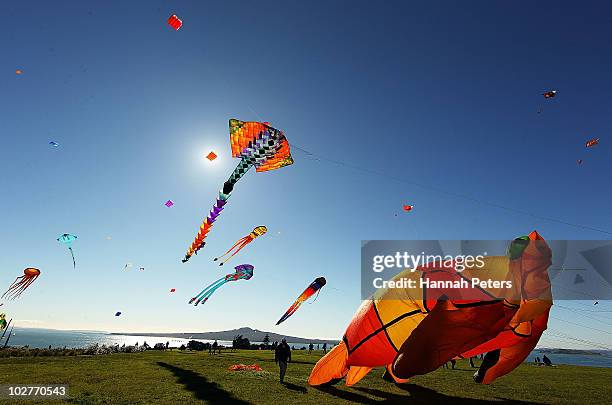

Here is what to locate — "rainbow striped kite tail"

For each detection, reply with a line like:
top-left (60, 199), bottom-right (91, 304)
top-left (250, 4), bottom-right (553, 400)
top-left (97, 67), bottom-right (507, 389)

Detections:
top-left (182, 193), bottom-right (228, 262)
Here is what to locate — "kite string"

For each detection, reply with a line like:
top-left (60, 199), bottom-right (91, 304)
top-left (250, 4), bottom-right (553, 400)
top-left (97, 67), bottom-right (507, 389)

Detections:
top-left (288, 143), bottom-right (612, 236)
top-left (245, 102), bottom-right (612, 235)
top-left (308, 289), bottom-right (322, 304)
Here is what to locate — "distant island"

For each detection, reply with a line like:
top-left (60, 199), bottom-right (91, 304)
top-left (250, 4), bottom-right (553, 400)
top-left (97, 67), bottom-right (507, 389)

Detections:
top-left (110, 327), bottom-right (339, 345)
top-left (537, 348), bottom-right (603, 356)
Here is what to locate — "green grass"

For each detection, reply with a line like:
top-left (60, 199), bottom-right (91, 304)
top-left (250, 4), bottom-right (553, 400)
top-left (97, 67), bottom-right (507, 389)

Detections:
top-left (0, 350), bottom-right (609, 404)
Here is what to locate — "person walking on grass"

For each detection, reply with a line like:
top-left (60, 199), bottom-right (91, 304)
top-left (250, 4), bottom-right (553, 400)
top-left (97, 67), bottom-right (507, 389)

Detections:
top-left (275, 338), bottom-right (292, 384)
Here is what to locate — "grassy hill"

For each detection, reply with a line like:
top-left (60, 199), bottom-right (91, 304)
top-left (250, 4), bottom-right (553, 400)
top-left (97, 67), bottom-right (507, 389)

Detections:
top-left (0, 350), bottom-right (609, 404)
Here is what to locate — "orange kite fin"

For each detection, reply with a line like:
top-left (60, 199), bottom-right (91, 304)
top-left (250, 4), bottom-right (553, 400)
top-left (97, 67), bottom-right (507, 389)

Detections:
top-left (308, 341), bottom-right (349, 386)
top-left (345, 366), bottom-right (372, 386)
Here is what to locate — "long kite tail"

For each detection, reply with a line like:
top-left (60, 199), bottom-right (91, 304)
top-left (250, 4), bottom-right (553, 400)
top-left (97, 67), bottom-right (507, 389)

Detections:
top-left (276, 284), bottom-right (323, 325)
top-left (69, 247), bottom-right (76, 269)
top-left (214, 237), bottom-right (253, 266)
top-left (1, 277), bottom-right (29, 300)
top-left (188, 278), bottom-right (227, 306)
top-left (276, 298), bottom-right (305, 325)
top-left (3, 324), bottom-right (14, 348)
top-left (182, 158), bottom-right (253, 263)
top-left (214, 236), bottom-right (249, 262)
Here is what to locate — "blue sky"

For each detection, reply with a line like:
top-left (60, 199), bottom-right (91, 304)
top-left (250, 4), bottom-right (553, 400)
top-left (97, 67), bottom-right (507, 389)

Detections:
top-left (1, 1), bottom-right (611, 348)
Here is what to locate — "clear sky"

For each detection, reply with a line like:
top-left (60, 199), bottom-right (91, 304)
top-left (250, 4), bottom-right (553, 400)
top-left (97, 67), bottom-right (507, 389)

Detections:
top-left (1, 1), bottom-right (611, 348)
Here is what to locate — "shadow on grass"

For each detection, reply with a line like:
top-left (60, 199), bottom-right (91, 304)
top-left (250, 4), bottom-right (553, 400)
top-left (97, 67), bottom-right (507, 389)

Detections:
top-left (391, 384), bottom-right (542, 404)
top-left (283, 382), bottom-right (307, 393)
top-left (314, 384), bottom-right (543, 404)
top-left (287, 360), bottom-right (318, 365)
top-left (157, 362), bottom-right (251, 404)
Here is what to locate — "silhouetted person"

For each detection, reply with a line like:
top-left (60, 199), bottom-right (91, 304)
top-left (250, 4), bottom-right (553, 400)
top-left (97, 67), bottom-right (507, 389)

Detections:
top-left (275, 338), bottom-right (291, 383)
top-left (469, 356), bottom-right (476, 368)
top-left (322, 343), bottom-right (327, 354)
top-left (166, 341), bottom-right (169, 350)
top-left (308, 343), bottom-right (313, 354)
top-left (212, 340), bottom-right (218, 355)
top-left (542, 355), bottom-right (552, 366)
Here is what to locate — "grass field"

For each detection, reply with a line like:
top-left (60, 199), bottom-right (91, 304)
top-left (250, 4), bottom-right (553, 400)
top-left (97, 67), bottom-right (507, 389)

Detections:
top-left (0, 350), bottom-right (609, 404)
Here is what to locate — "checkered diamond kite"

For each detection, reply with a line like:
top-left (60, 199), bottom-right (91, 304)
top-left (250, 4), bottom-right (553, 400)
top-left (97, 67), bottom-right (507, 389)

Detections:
top-left (181, 119), bottom-right (293, 263)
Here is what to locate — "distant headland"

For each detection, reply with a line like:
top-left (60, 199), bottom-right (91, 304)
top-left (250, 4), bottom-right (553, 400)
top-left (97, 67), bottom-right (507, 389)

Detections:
top-left (110, 327), bottom-right (339, 345)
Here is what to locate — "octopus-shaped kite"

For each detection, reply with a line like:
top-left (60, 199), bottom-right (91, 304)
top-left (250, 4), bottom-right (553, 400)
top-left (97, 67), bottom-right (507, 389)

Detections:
top-left (214, 226), bottom-right (267, 266)
top-left (182, 119), bottom-right (293, 263)
top-left (276, 277), bottom-right (326, 325)
top-left (189, 264), bottom-right (254, 306)
top-left (2, 268), bottom-right (41, 300)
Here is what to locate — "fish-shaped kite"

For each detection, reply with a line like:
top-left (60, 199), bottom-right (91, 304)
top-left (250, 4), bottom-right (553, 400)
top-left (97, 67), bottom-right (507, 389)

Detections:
top-left (308, 232), bottom-right (552, 387)
top-left (276, 277), bottom-right (326, 325)
top-left (214, 226), bottom-right (267, 266)
top-left (182, 120), bottom-right (293, 263)
top-left (189, 264), bottom-right (254, 306)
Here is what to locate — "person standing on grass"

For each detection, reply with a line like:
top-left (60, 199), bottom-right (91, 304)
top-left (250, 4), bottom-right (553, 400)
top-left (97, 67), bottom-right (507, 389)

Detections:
top-left (322, 343), bottom-right (327, 354)
top-left (275, 338), bottom-right (292, 384)
top-left (308, 343), bottom-right (313, 354)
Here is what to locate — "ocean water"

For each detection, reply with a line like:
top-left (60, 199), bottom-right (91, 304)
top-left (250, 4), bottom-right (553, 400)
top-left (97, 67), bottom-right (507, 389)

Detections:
top-left (3, 328), bottom-right (308, 350)
top-left (526, 351), bottom-right (612, 368)
top-left (3, 328), bottom-right (611, 368)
